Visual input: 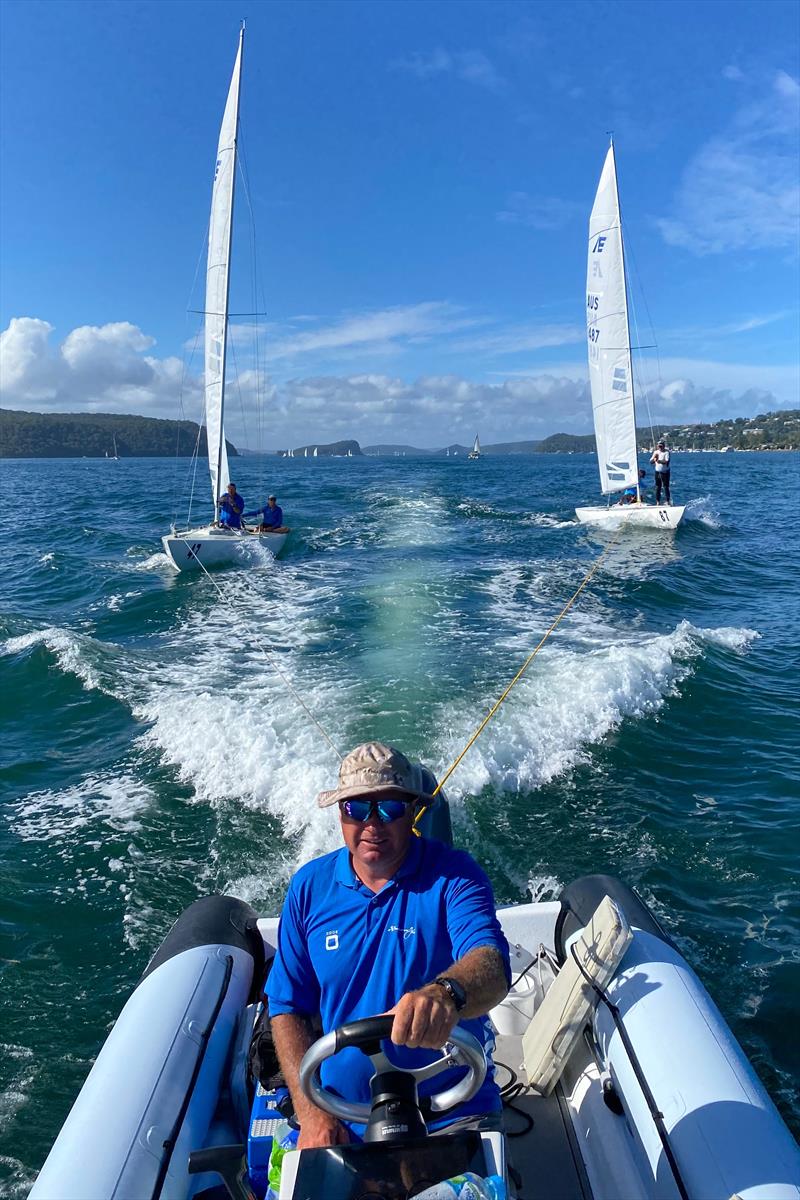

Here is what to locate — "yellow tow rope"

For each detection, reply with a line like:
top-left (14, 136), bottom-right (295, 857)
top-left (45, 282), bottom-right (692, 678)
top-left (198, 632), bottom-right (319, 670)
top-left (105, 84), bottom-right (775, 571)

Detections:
top-left (413, 528), bottom-right (622, 832)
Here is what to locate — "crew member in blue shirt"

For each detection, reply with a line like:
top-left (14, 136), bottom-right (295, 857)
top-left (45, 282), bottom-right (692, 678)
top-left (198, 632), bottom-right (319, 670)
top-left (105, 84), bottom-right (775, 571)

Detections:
top-left (244, 494), bottom-right (288, 532)
top-left (267, 742), bottom-right (511, 1151)
top-left (218, 482), bottom-right (244, 528)
top-left (618, 468), bottom-right (647, 505)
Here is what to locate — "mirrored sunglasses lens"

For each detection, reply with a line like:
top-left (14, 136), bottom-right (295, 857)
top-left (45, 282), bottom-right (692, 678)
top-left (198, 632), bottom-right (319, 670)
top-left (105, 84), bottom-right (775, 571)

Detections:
top-left (342, 799), bottom-right (371, 821)
top-left (376, 800), bottom-right (408, 823)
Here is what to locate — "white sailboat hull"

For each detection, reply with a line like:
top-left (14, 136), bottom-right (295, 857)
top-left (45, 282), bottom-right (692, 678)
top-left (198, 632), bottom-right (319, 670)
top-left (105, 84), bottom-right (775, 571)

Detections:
top-left (575, 503), bottom-right (685, 529)
top-left (162, 525), bottom-right (289, 572)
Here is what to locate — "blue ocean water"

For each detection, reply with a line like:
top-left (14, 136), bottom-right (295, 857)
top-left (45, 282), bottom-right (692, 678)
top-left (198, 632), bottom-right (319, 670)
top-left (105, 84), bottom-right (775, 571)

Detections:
top-left (1, 450), bottom-right (798, 1188)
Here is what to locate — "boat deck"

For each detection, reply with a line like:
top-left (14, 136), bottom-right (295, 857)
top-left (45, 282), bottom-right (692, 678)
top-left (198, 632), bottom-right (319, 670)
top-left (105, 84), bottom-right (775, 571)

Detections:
top-left (504, 1090), bottom-right (592, 1199)
top-left (494, 1033), bottom-right (593, 1200)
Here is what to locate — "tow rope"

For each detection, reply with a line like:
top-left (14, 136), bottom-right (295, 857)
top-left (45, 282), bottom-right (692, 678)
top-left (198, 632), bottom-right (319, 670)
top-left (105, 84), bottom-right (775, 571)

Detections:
top-left (413, 527), bottom-right (622, 832)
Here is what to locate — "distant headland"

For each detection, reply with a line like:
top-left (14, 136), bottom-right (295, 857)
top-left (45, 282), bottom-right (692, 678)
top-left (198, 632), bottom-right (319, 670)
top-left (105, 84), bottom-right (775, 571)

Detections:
top-left (0, 410), bottom-right (239, 459)
top-left (365, 409), bottom-right (800, 455)
top-left (1, 407), bottom-right (797, 459)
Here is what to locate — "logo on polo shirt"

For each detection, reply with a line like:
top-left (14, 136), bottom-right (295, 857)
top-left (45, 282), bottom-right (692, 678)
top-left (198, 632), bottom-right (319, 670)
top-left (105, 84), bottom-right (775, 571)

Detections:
top-left (325, 930), bottom-right (339, 951)
top-left (387, 924), bottom-right (416, 940)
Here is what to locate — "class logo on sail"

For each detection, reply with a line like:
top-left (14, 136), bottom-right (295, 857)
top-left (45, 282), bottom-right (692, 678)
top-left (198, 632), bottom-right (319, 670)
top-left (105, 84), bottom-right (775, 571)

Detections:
top-left (612, 367), bottom-right (628, 393)
top-left (605, 459), bottom-right (631, 480)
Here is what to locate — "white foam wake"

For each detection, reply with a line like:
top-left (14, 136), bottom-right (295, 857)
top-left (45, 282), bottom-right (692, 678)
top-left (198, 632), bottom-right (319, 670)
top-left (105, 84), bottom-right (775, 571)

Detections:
top-left (7, 773), bottom-right (154, 843)
top-left (684, 494), bottom-right (722, 528)
top-left (430, 619), bottom-right (759, 799)
top-left (1, 626), bottom-right (116, 692)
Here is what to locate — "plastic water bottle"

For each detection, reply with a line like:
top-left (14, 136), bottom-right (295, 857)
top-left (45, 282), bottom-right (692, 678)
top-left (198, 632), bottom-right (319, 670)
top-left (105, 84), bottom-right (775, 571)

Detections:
top-left (264, 1122), bottom-right (299, 1200)
top-left (410, 1172), bottom-right (507, 1200)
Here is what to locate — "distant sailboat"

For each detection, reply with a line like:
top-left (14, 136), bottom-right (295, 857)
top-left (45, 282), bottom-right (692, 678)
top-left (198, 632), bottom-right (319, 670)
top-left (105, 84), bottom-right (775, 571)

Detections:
top-left (575, 141), bottom-right (684, 530)
top-left (468, 434), bottom-right (481, 460)
top-left (313, 446), bottom-right (318, 457)
top-left (112, 434), bottom-right (119, 461)
top-left (161, 29), bottom-right (289, 571)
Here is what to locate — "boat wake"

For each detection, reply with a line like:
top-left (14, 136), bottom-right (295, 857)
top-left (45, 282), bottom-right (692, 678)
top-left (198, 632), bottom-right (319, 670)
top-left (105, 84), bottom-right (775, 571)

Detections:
top-left (683, 494), bottom-right (722, 528)
top-left (431, 619), bottom-right (759, 800)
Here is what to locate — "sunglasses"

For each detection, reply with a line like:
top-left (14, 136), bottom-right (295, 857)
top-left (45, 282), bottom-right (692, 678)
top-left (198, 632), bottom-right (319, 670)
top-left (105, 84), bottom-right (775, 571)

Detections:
top-left (339, 797), bottom-right (414, 823)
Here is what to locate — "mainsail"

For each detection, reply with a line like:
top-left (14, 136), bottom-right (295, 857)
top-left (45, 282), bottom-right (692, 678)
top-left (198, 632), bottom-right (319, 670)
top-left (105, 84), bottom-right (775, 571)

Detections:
top-left (586, 143), bottom-right (638, 494)
top-left (205, 29), bottom-right (243, 515)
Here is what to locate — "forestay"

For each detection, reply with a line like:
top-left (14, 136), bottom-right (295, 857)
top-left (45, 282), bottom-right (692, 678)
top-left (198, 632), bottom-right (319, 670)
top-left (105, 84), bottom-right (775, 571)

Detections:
top-left (587, 144), bottom-right (638, 495)
top-left (205, 31), bottom-right (242, 513)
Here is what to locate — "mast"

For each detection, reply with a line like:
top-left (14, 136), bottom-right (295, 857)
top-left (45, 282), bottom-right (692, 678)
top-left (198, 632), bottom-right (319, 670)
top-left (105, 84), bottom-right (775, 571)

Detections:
top-left (207, 25), bottom-right (244, 522)
top-left (609, 137), bottom-right (640, 501)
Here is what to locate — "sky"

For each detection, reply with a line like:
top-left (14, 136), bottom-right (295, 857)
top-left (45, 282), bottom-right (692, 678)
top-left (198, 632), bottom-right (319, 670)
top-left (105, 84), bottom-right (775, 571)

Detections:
top-left (1, 0), bottom-right (798, 450)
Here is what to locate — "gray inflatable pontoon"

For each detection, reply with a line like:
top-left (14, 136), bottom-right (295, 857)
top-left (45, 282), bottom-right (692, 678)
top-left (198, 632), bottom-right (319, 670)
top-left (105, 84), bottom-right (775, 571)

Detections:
top-left (31, 800), bottom-right (800, 1200)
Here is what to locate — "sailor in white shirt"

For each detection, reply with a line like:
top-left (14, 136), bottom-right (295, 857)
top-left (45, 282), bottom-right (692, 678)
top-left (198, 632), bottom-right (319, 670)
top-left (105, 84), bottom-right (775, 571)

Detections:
top-left (650, 440), bottom-right (672, 505)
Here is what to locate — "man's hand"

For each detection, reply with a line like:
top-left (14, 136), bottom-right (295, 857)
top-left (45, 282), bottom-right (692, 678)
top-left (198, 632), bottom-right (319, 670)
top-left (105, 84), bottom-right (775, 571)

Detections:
top-left (297, 1110), bottom-right (350, 1150)
top-left (389, 983), bottom-right (459, 1050)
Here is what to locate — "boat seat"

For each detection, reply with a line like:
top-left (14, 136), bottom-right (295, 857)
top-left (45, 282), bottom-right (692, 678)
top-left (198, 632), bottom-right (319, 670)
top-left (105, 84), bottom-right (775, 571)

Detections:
top-left (522, 894), bottom-right (632, 1095)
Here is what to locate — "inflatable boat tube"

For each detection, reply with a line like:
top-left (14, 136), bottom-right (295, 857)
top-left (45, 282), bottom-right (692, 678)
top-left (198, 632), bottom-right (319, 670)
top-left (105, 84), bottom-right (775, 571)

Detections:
top-left (30, 895), bottom-right (263, 1200)
top-left (557, 878), bottom-right (800, 1200)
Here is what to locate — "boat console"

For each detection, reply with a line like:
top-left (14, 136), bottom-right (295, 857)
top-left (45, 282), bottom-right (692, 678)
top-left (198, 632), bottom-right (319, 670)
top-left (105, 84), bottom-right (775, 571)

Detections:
top-left (277, 1014), bottom-right (502, 1199)
top-left (280, 1130), bottom-right (503, 1200)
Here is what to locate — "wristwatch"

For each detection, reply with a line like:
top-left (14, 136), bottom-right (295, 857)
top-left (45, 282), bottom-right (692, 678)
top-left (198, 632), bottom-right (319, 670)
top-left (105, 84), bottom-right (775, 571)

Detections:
top-left (433, 976), bottom-right (467, 1012)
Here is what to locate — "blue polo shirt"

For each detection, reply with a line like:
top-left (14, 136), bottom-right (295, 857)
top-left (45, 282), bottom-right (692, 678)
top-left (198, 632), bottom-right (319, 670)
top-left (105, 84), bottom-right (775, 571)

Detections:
top-left (266, 837), bottom-right (511, 1135)
top-left (244, 503), bottom-right (282, 527)
top-left (219, 492), bottom-right (244, 528)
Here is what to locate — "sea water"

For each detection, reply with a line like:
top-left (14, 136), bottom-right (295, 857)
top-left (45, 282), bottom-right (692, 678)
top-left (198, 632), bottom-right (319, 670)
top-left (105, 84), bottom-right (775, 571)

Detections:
top-left (1, 451), bottom-right (798, 1189)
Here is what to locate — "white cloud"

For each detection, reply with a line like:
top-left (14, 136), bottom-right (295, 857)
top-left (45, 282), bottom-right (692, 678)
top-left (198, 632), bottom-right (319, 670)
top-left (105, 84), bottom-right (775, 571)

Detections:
top-left (0, 317), bottom-right (195, 414)
top-left (2, 315), bottom-right (795, 447)
top-left (663, 310), bottom-right (793, 342)
top-left (268, 302), bottom-right (482, 361)
top-left (273, 372), bottom-right (590, 443)
top-left (392, 49), bottom-right (505, 92)
top-left (655, 71), bottom-right (800, 254)
top-left (450, 323), bottom-right (583, 355)
top-left (496, 192), bottom-right (583, 229)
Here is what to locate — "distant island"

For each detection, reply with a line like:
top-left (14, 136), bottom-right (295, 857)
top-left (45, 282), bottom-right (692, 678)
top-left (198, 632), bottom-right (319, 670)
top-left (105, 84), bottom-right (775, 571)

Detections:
top-left (0, 409), bottom-right (239, 459)
top-left (365, 409), bottom-right (800, 455)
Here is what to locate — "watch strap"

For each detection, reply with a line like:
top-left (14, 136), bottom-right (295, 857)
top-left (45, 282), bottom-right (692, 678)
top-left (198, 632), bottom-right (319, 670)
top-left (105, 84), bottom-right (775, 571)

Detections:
top-left (433, 975), bottom-right (467, 1012)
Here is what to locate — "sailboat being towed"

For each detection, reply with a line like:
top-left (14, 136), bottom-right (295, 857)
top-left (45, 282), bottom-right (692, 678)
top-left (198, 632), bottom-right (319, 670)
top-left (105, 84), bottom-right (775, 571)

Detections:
top-left (575, 143), bottom-right (684, 530)
top-left (162, 29), bottom-right (289, 573)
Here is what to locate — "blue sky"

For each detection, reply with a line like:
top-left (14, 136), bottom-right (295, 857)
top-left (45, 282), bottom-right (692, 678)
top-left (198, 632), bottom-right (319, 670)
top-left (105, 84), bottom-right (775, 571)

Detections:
top-left (1, 0), bottom-right (798, 449)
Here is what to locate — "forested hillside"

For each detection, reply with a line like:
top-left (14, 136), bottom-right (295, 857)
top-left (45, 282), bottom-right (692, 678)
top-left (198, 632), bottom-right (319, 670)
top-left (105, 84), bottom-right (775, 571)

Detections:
top-left (0, 410), bottom-right (239, 458)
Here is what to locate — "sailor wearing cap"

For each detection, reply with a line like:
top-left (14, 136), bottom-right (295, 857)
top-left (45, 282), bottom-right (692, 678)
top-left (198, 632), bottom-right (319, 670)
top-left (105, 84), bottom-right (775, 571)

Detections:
top-left (244, 494), bottom-right (288, 533)
top-left (649, 439), bottom-right (672, 505)
top-left (266, 741), bottom-right (511, 1150)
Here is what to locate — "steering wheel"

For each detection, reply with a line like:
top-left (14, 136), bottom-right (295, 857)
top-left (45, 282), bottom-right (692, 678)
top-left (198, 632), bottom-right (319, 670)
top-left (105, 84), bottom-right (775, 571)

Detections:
top-left (297, 1015), bottom-right (487, 1125)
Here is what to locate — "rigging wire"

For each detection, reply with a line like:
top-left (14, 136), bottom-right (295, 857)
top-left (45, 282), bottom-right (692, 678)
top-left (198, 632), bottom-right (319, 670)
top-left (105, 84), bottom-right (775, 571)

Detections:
top-left (172, 210), bottom-right (213, 529)
top-left (414, 528), bottom-right (623, 829)
top-left (624, 230), bottom-right (661, 449)
top-left (236, 125), bottom-right (271, 492)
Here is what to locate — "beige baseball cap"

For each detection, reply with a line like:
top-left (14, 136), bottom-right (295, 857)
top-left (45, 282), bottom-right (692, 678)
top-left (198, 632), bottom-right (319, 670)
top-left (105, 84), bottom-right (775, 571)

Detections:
top-left (317, 741), bottom-right (435, 808)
